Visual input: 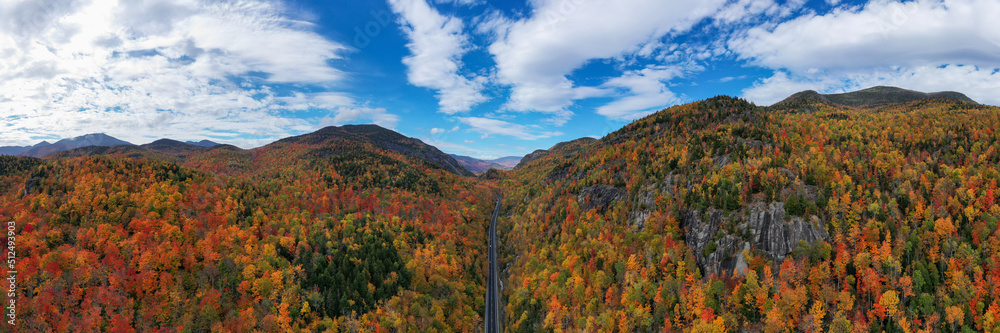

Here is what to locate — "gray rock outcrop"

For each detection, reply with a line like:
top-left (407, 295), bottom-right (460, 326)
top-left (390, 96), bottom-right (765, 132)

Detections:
top-left (682, 202), bottom-right (828, 276)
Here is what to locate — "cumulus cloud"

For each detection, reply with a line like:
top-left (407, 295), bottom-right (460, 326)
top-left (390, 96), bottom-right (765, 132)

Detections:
top-left (485, 0), bottom-right (727, 116)
top-left (322, 107), bottom-right (400, 128)
top-left (457, 117), bottom-right (562, 140)
top-left (388, 0), bottom-right (488, 113)
top-left (596, 65), bottom-right (689, 120)
top-left (712, 0), bottom-right (806, 25)
top-left (730, 0), bottom-right (1000, 104)
top-left (0, 0), bottom-right (390, 147)
top-left (731, 0), bottom-right (1000, 71)
top-left (434, 0), bottom-right (482, 6)
top-left (430, 127), bottom-right (446, 134)
top-left (419, 138), bottom-right (510, 159)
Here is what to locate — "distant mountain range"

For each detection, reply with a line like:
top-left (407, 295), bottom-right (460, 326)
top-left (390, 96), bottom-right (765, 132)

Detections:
top-left (0, 141), bottom-right (52, 156)
top-left (1, 85), bottom-right (973, 164)
top-left (0, 134), bottom-right (220, 158)
top-left (18, 124), bottom-right (476, 177)
top-left (5, 129), bottom-right (522, 176)
top-left (17, 133), bottom-right (134, 158)
top-left (448, 154), bottom-right (521, 174)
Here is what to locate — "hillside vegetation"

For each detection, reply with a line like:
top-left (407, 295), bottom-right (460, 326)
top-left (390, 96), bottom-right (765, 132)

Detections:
top-left (501, 96), bottom-right (1000, 332)
top-left (0, 126), bottom-right (493, 332)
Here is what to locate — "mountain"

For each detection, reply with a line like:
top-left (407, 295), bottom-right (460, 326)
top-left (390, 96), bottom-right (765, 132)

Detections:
top-left (513, 137), bottom-right (597, 169)
top-left (774, 85), bottom-right (978, 108)
top-left (140, 139), bottom-right (212, 160)
top-left (0, 141), bottom-right (51, 156)
top-left (277, 124), bottom-right (474, 176)
top-left (448, 154), bottom-right (521, 174)
top-left (143, 139), bottom-right (207, 151)
top-left (499, 91), bottom-right (997, 331)
top-left (185, 139), bottom-right (220, 148)
top-left (19, 133), bottom-right (133, 157)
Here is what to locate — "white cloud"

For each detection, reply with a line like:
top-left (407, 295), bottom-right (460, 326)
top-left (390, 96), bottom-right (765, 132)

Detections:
top-left (485, 0), bottom-right (727, 116)
top-left (730, 0), bottom-right (1000, 105)
top-left (596, 65), bottom-right (689, 120)
top-left (740, 71), bottom-right (811, 105)
top-left (729, 0), bottom-right (1000, 72)
top-left (713, 0), bottom-right (777, 24)
top-left (710, 0), bottom-right (807, 26)
top-left (731, 0), bottom-right (1000, 72)
top-left (719, 75), bottom-right (748, 83)
top-left (323, 107), bottom-right (400, 128)
top-left (0, 0), bottom-right (388, 148)
top-left (430, 127), bottom-right (446, 134)
top-left (434, 0), bottom-right (482, 6)
top-left (457, 117), bottom-right (562, 140)
top-left (280, 92), bottom-right (399, 128)
top-left (422, 138), bottom-right (494, 158)
top-left (388, 0), bottom-right (488, 113)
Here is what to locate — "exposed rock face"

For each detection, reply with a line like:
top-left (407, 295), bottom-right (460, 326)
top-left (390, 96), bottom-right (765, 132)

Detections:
top-left (24, 177), bottom-right (41, 196)
top-left (682, 202), bottom-right (828, 276)
top-left (577, 185), bottom-right (625, 212)
top-left (746, 202), bottom-right (827, 258)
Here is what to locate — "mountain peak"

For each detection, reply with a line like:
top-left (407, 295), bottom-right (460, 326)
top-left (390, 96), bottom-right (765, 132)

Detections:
top-left (19, 133), bottom-right (133, 158)
top-left (277, 124), bottom-right (474, 176)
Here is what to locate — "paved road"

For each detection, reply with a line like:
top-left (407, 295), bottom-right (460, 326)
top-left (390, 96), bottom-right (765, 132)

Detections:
top-left (485, 196), bottom-right (501, 333)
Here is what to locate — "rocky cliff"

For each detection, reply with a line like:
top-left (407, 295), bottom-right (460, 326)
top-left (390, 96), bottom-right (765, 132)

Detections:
top-left (682, 202), bottom-right (828, 276)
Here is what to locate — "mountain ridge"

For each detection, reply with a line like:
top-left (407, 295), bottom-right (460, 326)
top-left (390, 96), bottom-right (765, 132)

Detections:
top-left (0, 141), bottom-right (51, 156)
top-left (19, 133), bottom-right (133, 158)
top-left (277, 124), bottom-right (473, 176)
top-left (774, 85), bottom-right (977, 108)
top-left (514, 137), bottom-right (597, 170)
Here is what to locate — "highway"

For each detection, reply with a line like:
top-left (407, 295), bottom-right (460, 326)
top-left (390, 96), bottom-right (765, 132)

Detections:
top-left (485, 196), bottom-right (501, 333)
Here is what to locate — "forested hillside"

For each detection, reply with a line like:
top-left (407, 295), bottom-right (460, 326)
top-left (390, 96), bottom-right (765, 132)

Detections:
top-left (0, 126), bottom-right (495, 332)
top-left (500, 95), bottom-right (1000, 332)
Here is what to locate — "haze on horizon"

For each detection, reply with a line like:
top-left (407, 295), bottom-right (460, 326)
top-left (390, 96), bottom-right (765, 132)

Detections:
top-left (1, 0), bottom-right (998, 158)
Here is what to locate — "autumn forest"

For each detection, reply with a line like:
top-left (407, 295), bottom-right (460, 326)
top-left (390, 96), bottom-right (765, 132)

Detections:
top-left (2, 89), bottom-right (1000, 332)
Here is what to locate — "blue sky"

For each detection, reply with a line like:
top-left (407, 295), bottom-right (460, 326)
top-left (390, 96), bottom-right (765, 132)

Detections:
top-left (1, 0), bottom-right (999, 158)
